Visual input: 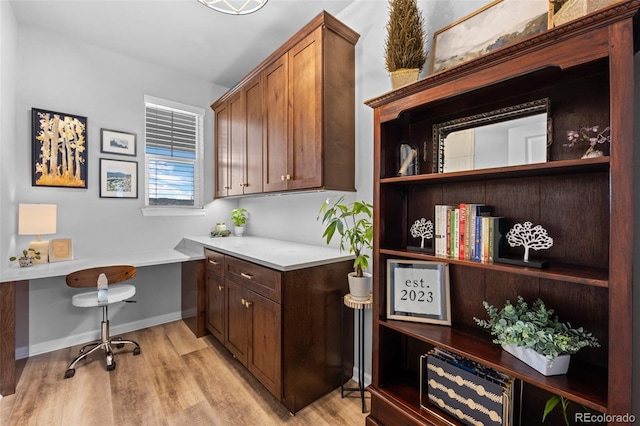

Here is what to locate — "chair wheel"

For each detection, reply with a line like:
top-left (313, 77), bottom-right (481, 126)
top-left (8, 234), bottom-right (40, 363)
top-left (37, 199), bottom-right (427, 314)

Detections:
top-left (64, 369), bottom-right (75, 379)
top-left (133, 347), bottom-right (141, 356)
top-left (107, 361), bottom-right (116, 371)
top-left (116, 343), bottom-right (124, 349)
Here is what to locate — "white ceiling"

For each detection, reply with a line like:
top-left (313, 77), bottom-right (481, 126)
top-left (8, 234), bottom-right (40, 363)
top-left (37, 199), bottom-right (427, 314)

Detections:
top-left (9, 0), bottom-right (356, 88)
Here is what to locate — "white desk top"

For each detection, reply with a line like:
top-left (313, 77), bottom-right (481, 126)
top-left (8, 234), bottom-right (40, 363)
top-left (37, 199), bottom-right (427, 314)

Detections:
top-left (182, 236), bottom-right (354, 271)
top-left (0, 246), bottom-right (204, 283)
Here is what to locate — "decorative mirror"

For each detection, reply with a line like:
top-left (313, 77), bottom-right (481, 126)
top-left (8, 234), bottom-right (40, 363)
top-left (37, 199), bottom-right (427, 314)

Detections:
top-left (433, 98), bottom-right (551, 173)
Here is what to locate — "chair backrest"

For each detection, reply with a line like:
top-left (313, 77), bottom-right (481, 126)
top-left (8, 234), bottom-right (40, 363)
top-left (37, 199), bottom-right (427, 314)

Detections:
top-left (66, 265), bottom-right (137, 288)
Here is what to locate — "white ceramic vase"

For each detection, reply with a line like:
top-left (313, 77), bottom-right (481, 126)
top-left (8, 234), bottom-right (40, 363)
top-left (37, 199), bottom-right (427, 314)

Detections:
top-left (347, 272), bottom-right (371, 301)
top-left (234, 226), bottom-right (245, 237)
top-left (502, 344), bottom-right (571, 376)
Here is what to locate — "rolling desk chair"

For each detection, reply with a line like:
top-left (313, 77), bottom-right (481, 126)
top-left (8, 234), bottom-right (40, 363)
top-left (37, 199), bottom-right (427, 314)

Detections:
top-left (64, 265), bottom-right (141, 378)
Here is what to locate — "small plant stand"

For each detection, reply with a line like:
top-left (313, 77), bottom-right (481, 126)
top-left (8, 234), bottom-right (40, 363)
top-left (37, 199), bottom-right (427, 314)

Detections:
top-left (341, 293), bottom-right (373, 413)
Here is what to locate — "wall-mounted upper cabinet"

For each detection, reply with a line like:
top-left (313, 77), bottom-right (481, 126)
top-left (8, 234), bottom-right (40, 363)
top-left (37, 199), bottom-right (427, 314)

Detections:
top-left (211, 11), bottom-right (359, 198)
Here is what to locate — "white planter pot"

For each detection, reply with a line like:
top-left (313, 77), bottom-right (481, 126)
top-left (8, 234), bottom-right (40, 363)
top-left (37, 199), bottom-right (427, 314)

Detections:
top-left (502, 344), bottom-right (571, 376)
top-left (347, 272), bottom-right (371, 301)
top-left (234, 226), bottom-right (245, 237)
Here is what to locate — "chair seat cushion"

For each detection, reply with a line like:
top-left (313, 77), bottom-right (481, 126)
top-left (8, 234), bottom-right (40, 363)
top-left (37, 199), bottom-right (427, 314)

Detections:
top-left (72, 284), bottom-right (136, 308)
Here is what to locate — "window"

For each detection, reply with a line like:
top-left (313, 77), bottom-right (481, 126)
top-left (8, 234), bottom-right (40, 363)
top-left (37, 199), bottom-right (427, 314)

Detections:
top-left (144, 96), bottom-right (204, 209)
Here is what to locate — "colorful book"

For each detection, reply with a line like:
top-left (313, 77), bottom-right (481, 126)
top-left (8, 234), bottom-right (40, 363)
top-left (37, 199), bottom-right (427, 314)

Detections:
top-left (458, 203), bottom-right (466, 260)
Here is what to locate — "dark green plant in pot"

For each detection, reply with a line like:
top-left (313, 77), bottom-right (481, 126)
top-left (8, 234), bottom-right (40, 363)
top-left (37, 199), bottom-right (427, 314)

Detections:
top-left (317, 196), bottom-right (373, 277)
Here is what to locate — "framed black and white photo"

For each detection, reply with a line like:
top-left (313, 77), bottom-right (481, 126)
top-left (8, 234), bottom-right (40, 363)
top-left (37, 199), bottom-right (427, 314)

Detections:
top-left (387, 259), bottom-right (451, 325)
top-left (100, 128), bottom-right (136, 156)
top-left (99, 158), bottom-right (138, 198)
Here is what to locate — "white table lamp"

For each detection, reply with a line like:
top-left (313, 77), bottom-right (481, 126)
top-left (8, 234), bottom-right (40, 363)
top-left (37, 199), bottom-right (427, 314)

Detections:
top-left (18, 204), bottom-right (57, 264)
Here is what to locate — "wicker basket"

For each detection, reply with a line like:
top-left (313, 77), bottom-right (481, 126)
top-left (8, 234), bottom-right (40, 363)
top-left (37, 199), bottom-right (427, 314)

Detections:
top-left (390, 68), bottom-right (420, 89)
top-left (553, 0), bottom-right (618, 27)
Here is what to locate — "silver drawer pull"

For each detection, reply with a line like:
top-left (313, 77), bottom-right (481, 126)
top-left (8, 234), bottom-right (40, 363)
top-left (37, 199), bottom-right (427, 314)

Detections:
top-left (240, 272), bottom-right (254, 280)
top-left (208, 259), bottom-right (219, 265)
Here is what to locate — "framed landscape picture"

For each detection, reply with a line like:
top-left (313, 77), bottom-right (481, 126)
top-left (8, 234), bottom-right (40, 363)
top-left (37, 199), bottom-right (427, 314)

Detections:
top-left (99, 158), bottom-right (138, 198)
top-left (430, 0), bottom-right (549, 74)
top-left (100, 128), bottom-right (136, 156)
top-left (32, 108), bottom-right (87, 188)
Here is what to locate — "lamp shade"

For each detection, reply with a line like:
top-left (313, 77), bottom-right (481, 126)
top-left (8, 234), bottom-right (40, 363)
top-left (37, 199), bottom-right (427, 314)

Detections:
top-left (18, 204), bottom-right (57, 236)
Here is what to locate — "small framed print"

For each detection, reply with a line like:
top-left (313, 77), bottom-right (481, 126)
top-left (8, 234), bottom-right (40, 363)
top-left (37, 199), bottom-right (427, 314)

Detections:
top-left (49, 238), bottom-right (73, 262)
top-left (100, 158), bottom-right (138, 198)
top-left (100, 128), bottom-right (136, 156)
top-left (387, 259), bottom-right (451, 325)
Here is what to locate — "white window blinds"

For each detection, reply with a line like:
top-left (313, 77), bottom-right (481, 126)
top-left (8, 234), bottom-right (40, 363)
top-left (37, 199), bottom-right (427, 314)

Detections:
top-left (144, 96), bottom-right (204, 208)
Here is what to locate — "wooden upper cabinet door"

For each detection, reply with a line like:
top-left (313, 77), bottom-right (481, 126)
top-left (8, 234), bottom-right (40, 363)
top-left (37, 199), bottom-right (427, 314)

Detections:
top-left (288, 27), bottom-right (323, 191)
top-left (263, 55), bottom-right (289, 193)
top-left (214, 103), bottom-right (229, 198)
top-left (228, 92), bottom-right (246, 196)
top-left (244, 75), bottom-right (264, 195)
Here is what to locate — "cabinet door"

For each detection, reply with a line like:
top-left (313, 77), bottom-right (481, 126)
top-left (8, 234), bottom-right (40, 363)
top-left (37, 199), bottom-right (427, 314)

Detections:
top-left (228, 92), bottom-right (245, 196)
top-left (263, 55), bottom-right (289, 193)
top-left (244, 75), bottom-right (263, 195)
top-left (205, 272), bottom-right (225, 343)
top-left (214, 103), bottom-right (229, 198)
top-left (246, 290), bottom-right (282, 399)
top-left (288, 27), bottom-right (322, 190)
top-left (225, 280), bottom-right (249, 366)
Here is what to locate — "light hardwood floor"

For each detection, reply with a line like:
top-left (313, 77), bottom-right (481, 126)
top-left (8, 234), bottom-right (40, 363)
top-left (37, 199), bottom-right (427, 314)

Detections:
top-left (0, 320), bottom-right (368, 425)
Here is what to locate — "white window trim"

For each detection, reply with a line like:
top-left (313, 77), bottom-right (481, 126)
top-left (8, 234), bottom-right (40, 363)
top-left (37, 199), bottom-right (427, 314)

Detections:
top-left (142, 95), bottom-right (206, 216)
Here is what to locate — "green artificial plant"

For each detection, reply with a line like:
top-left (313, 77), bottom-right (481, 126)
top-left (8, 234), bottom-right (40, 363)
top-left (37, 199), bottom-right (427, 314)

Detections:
top-left (317, 196), bottom-right (373, 277)
top-left (9, 248), bottom-right (41, 262)
top-left (231, 208), bottom-right (247, 227)
top-left (474, 296), bottom-right (600, 361)
top-left (384, 0), bottom-right (427, 72)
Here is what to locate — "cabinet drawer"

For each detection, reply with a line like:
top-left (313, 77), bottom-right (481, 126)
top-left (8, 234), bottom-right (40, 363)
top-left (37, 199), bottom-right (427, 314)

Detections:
top-left (225, 256), bottom-right (282, 303)
top-left (205, 249), bottom-right (225, 276)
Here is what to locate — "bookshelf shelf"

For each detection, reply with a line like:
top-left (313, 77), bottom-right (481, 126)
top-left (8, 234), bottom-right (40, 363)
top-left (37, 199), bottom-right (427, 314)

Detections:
top-left (366, 3), bottom-right (635, 425)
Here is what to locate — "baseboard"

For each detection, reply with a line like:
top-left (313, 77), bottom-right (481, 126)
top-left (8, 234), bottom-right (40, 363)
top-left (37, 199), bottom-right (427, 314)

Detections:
top-left (351, 366), bottom-right (372, 387)
top-left (17, 311), bottom-right (182, 359)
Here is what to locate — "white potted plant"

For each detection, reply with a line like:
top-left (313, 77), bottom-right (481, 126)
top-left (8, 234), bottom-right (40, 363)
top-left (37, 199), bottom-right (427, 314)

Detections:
top-left (9, 248), bottom-right (41, 268)
top-left (474, 296), bottom-right (600, 376)
top-left (231, 208), bottom-right (247, 236)
top-left (318, 196), bottom-right (373, 300)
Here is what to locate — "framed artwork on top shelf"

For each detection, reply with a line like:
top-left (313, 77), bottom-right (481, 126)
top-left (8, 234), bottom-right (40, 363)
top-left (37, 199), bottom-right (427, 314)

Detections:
top-left (31, 108), bottom-right (87, 188)
top-left (99, 158), bottom-right (138, 199)
top-left (100, 128), bottom-right (137, 156)
top-left (387, 259), bottom-right (451, 325)
top-left (430, 0), bottom-right (549, 74)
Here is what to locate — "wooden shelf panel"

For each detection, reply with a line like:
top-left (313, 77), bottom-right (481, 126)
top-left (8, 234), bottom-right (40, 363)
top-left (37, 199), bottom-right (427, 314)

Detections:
top-left (379, 319), bottom-right (608, 412)
top-left (379, 157), bottom-right (609, 185)
top-left (379, 248), bottom-right (608, 287)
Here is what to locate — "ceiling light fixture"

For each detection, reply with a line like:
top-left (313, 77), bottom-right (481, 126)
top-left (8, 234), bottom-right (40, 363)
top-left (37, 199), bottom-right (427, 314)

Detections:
top-left (198, 0), bottom-right (268, 15)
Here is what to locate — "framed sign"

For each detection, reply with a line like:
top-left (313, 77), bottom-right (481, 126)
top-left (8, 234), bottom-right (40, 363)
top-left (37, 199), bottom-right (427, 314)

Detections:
top-left (49, 238), bottom-right (73, 262)
top-left (387, 259), bottom-right (451, 325)
top-left (100, 128), bottom-right (136, 156)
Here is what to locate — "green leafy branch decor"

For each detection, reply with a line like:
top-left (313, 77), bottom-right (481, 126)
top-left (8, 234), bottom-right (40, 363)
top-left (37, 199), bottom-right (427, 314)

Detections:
top-left (384, 0), bottom-right (427, 73)
top-left (474, 296), bottom-right (600, 361)
top-left (317, 196), bottom-right (373, 277)
top-left (231, 208), bottom-right (247, 227)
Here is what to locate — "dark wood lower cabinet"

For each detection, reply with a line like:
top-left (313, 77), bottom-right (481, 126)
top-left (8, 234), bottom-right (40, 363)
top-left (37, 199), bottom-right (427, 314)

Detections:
top-left (204, 248), bottom-right (353, 414)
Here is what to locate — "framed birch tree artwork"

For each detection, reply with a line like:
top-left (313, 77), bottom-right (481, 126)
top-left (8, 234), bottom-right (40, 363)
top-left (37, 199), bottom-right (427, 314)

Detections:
top-left (31, 108), bottom-right (88, 188)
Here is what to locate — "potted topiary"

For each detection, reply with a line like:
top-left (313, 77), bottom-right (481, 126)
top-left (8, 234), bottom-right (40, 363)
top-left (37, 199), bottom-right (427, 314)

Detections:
top-left (231, 208), bottom-right (248, 236)
top-left (318, 196), bottom-right (373, 300)
top-left (9, 248), bottom-right (41, 268)
top-left (384, 0), bottom-right (427, 89)
top-left (474, 296), bottom-right (600, 376)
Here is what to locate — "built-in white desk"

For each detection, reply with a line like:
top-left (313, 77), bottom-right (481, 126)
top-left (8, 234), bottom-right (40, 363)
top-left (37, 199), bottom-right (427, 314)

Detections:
top-left (0, 243), bottom-right (204, 396)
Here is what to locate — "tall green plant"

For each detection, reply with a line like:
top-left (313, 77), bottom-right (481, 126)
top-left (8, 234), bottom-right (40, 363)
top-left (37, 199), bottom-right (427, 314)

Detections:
top-left (231, 208), bottom-right (247, 226)
top-left (318, 196), bottom-right (373, 277)
top-left (384, 0), bottom-right (427, 72)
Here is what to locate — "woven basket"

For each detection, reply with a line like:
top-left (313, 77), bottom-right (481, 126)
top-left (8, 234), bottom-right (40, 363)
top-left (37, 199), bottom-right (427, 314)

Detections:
top-left (390, 68), bottom-right (420, 89)
top-left (553, 0), bottom-right (618, 27)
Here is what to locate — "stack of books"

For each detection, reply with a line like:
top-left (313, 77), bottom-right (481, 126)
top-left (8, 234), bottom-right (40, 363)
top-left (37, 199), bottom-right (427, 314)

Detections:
top-left (434, 204), bottom-right (507, 263)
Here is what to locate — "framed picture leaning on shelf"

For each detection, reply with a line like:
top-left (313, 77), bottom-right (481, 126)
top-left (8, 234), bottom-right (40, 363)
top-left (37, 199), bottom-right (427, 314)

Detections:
top-left (387, 259), bottom-right (451, 325)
